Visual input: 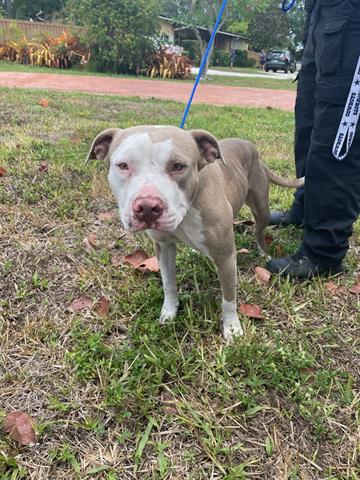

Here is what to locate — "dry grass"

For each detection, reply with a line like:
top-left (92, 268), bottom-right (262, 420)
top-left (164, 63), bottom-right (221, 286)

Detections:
top-left (0, 87), bottom-right (359, 479)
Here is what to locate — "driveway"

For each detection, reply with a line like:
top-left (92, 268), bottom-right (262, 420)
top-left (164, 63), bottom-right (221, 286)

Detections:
top-left (0, 72), bottom-right (296, 112)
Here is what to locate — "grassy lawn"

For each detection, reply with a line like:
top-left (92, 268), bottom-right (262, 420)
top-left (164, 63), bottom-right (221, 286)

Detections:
top-left (207, 75), bottom-right (296, 91)
top-left (0, 87), bottom-right (359, 480)
top-left (211, 66), bottom-right (265, 74)
top-left (0, 60), bottom-right (297, 91)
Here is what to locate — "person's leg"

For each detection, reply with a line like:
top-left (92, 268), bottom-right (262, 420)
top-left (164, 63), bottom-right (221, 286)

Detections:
top-left (268, 1), bottom-right (360, 277)
top-left (304, 3), bottom-right (360, 266)
top-left (269, 4), bottom-right (317, 226)
top-left (303, 100), bottom-right (360, 267)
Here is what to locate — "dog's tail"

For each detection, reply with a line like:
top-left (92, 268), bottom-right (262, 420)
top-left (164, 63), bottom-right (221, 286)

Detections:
top-left (263, 164), bottom-right (304, 188)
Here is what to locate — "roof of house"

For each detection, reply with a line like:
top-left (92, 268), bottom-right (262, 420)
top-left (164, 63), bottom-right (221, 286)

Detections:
top-left (159, 15), bottom-right (248, 40)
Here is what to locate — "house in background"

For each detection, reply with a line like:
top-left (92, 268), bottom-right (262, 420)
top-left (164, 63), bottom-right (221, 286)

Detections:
top-left (159, 16), bottom-right (248, 53)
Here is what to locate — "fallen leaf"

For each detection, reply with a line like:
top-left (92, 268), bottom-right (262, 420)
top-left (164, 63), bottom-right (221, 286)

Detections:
top-left (97, 211), bottom-right (113, 222)
top-left (160, 393), bottom-right (178, 415)
top-left (67, 295), bottom-right (92, 313)
top-left (237, 248), bottom-right (250, 254)
top-left (265, 234), bottom-right (274, 247)
top-left (39, 98), bottom-right (49, 107)
top-left (124, 249), bottom-right (149, 268)
top-left (111, 252), bottom-right (124, 267)
top-left (69, 134), bottom-right (81, 144)
top-left (233, 219), bottom-right (255, 231)
top-left (3, 412), bottom-right (37, 446)
top-left (239, 303), bottom-right (263, 319)
top-left (38, 162), bottom-right (48, 172)
top-left (255, 266), bottom-right (271, 285)
top-left (349, 283), bottom-right (360, 294)
top-left (95, 296), bottom-right (110, 317)
top-left (326, 281), bottom-right (339, 295)
top-left (0, 166), bottom-right (6, 177)
top-left (122, 250), bottom-right (159, 273)
top-left (83, 233), bottom-right (98, 250)
top-left (137, 256), bottom-right (160, 273)
top-left (299, 367), bottom-right (316, 384)
top-left (275, 245), bottom-right (285, 257)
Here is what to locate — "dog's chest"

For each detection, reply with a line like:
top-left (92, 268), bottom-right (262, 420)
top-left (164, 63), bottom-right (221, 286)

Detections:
top-left (148, 207), bottom-right (210, 257)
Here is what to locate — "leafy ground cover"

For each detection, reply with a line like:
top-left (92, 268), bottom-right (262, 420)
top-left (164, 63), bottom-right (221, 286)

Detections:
top-left (0, 60), bottom-right (297, 91)
top-left (0, 88), bottom-right (359, 479)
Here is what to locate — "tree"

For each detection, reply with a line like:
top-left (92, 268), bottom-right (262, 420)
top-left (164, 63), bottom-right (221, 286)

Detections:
top-left (287, 1), bottom-right (306, 59)
top-left (66, 0), bottom-right (160, 74)
top-left (1, 0), bottom-right (13, 17)
top-left (248, 2), bottom-right (290, 52)
top-left (161, 0), bottom-right (271, 78)
top-left (1, 0), bottom-right (64, 20)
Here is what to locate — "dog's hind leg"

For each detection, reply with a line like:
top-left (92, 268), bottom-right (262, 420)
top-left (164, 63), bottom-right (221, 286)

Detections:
top-left (155, 242), bottom-right (179, 324)
top-left (246, 189), bottom-right (270, 257)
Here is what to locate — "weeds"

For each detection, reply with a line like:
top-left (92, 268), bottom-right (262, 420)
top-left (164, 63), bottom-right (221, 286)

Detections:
top-left (148, 46), bottom-right (192, 80)
top-left (0, 32), bottom-right (89, 69)
top-left (0, 87), bottom-right (359, 479)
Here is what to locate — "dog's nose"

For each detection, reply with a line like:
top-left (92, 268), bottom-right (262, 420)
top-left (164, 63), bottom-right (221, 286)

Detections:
top-left (132, 196), bottom-right (164, 225)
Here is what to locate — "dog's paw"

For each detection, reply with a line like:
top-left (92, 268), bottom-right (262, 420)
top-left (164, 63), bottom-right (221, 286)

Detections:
top-left (158, 302), bottom-right (178, 325)
top-left (223, 319), bottom-right (244, 343)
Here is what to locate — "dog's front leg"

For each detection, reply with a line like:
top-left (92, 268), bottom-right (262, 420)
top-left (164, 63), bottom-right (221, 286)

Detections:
top-left (213, 252), bottom-right (243, 341)
top-left (155, 242), bottom-right (179, 324)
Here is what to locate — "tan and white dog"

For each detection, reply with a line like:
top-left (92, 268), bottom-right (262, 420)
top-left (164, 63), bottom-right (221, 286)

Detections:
top-left (86, 126), bottom-right (303, 340)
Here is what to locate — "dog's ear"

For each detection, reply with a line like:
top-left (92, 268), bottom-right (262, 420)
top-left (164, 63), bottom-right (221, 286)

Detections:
top-left (85, 128), bottom-right (122, 163)
top-left (191, 130), bottom-right (225, 170)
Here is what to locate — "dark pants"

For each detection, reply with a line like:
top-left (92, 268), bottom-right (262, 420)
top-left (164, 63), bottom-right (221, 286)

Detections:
top-left (293, 0), bottom-right (360, 267)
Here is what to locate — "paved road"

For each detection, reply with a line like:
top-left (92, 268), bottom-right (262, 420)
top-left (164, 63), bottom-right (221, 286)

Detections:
top-left (0, 72), bottom-right (296, 112)
top-left (192, 67), bottom-right (297, 81)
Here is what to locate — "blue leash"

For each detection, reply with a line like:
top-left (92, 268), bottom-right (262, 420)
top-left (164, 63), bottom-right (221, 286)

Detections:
top-left (282, 0), bottom-right (297, 12)
top-left (179, 0), bottom-right (228, 128)
top-left (179, 0), bottom-right (296, 128)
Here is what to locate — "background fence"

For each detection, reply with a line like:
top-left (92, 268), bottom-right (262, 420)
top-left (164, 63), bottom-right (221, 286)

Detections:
top-left (0, 19), bottom-right (73, 42)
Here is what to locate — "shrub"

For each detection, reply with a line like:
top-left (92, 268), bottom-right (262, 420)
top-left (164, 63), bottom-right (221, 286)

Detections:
top-left (211, 49), bottom-right (256, 68)
top-left (147, 46), bottom-right (192, 80)
top-left (0, 31), bottom-right (89, 68)
top-left (66, 0), bottom-right (160, 75)
top-left (180, 40), bottom-right (202, 65)
top-left (234, 50), bottom-right (256, 68)
top-left (211, 49), bottom-right (231, 67)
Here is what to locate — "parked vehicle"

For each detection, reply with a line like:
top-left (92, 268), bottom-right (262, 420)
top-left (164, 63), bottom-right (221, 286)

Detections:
top-left (264, 50), bottom-right (296, 73)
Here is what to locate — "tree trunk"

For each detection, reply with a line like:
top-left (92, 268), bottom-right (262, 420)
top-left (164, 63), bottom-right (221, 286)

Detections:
top-left (192, 28), bottom-right (209, 79)
top-left (203, 39), bottom-right (215, 79)
top-left (192, 24), bottom-right (221, 80)
top-left (5, 0), bottom-right (13, 17)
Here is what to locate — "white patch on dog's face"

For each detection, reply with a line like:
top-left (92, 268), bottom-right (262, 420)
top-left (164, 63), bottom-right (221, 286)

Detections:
top-left (108, 133), bottom-right (194, 232)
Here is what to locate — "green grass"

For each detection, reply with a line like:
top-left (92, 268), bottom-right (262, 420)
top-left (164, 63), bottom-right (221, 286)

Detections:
top-left (0, 60), bottom-right (297, 91)
top-left (208, 74), bottom-right (296, 91)
top-left (211, 66), bottom-right (266, 74)
top-left (0, 87), bottom-right (359, 479)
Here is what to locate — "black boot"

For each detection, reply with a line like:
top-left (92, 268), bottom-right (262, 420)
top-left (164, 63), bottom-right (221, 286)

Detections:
top-left (267, 250), bottom-right (343, 279)
top-left (269, 205), bottom-right (303, 227)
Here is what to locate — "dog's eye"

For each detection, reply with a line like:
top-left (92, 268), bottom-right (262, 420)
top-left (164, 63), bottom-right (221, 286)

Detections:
top-left (117, 162), bottom-right (129, 171)
top-left (172, 163), bottom-right (186, 172)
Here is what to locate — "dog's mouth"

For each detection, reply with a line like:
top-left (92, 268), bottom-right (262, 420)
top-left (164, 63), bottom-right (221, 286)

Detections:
top-left (127, 219), bottom-right (178, 233)
top-left (124, 206), bottom-right (187, 233)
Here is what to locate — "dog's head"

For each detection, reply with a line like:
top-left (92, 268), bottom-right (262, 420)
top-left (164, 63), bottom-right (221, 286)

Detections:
top-left (86, 126), bottom-right (223, 233)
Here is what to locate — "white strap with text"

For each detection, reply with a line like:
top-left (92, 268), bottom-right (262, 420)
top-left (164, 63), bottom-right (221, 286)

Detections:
top-left (333, 55), bottom-right (360, 161)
